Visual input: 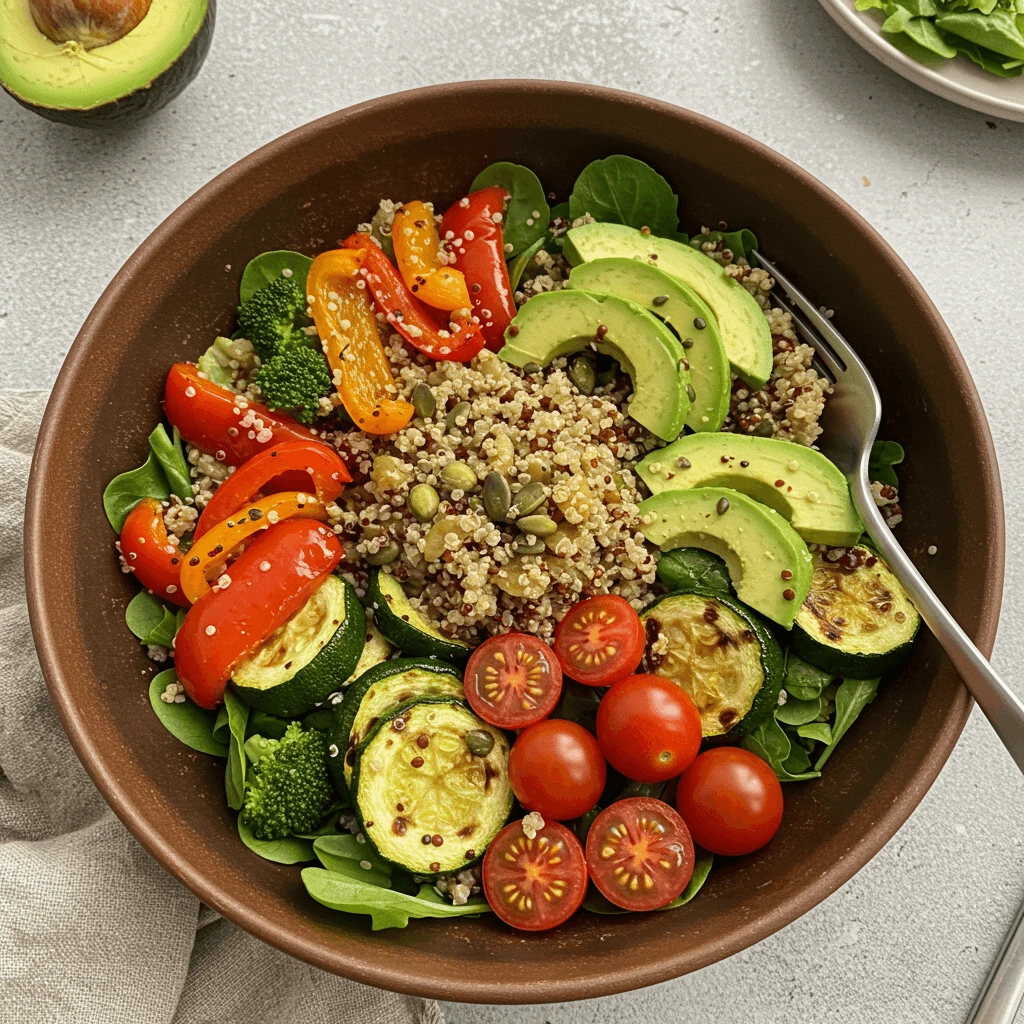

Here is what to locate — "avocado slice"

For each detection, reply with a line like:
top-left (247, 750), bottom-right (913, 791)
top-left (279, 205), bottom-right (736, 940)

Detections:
top-left (0, 0), bottom-right (214, 128)
top-left (639, 486), bottom-right (813, 628)
top-left (638, 434), bottom-right (863, 546)
top-left (499, 289), bottom-right (691, 441)
top-left (564, 222), bottom-right (773, 389)
top-left (566, 258), bottom-right (730, 433)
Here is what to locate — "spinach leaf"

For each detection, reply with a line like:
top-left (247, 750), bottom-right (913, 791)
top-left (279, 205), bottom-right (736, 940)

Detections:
top-left (471, 162), bottom-right (550, 258)
top-left (239, 250), bottom-right (314, 304)
top-left (814, 677), bottom-right (881, 770)
top-left (148, 670), bottom-right (228, 757)
top-left (571, 805), bottom-right (602, 845)
top-left (781, 740), bottom-right (814, 775)
top-left (581, 848), bottom-right (714, 915)
top-left (508, 235), bottom-right (548, 291)
top-left (314, 834), bottom-right (391, 886)
top-left (569, 155), bottom-right (680, 239)
top-left (237, 815), bottom-right (316, 865)
top-left (302, 868), bottom-right (490, 930)
top-left (798, 722), bottom-right (833, 745)
top-left (213, 706), bottom-right (229, 746)
top-left (784, 654), bottom-right (834, 701)
top-left (247, 710), bottom-right (290, 740)
top-left (689, 229), bottom-right (759, 261)
top-left (223, 688), bottom-right (250, 811)
top-left (148, 424), bottom-right (192, 502)
top-left (743, 715), bottom-right (821, 782)
top-left (776, 695), bottom-right (822, 726)
top-left (551, 680), bottom-right (602, 731)
top-left (655, 548), bottom-right (732, 595)
top-left (125, 590), bottom-right (178, 647)
top-left (102, 451), bottom-right (170, 532)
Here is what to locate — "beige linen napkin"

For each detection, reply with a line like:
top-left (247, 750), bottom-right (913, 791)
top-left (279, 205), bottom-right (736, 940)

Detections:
top-left (0, 391), bottom-right (443, 1024)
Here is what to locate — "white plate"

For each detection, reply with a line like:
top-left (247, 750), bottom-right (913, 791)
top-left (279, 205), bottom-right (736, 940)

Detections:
top-left (818, 0), bottom-right (1024, 121)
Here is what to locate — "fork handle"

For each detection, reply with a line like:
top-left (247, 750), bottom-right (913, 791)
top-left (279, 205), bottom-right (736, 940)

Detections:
top-left (852, 489), bottom-right (1024, 775)
top-left (965, 897), bottom-right (1024, 1024)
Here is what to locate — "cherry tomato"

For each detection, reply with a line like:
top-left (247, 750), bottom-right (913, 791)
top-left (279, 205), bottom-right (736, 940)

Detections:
top-left (440, 187), bottom-right (516, 351)
top-left (552, 594), bottom-right (646, 687)
top-left (676, 747), bottom-right (784, 857)
top-left (508, 719), bottom-right (606, 820)
top-left (194, 440), bottom-right (350, 540)
top-left (482, 819), bottom-right (587, 931)
top-left (596, 674), bottom-right (702, 783)
top-left (165, 363), bottom-right (327, 467)
top-left (464, 633), bottom-right (562, 730)
top-left (174, 520), bottom-right (342, 709)
top-left (585, 797), bottom-right (695, 912)
top-left (118, 497), bottom-right (190, 607)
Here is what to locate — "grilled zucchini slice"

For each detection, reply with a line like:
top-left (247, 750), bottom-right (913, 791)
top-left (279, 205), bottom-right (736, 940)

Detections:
top-left (231, 576), bottom-right (365, 718)
top-left (793, 545), bottom-right (919, 678)
top-left (640, 587), bottom-right (784, 738)
top-left (370, 569), bottom-right (471, 660)
top-left (343, 616), bottom-right (392, 687)
top-left (328, 658), bottom-right (464, 795)
top-left (353, 697), bottom-right (512, 875)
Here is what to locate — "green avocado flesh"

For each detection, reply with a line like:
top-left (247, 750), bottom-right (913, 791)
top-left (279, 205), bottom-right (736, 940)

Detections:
top-left (564, 222), bottom-right (773, 389)
top-left (0, 0), bottom-right (209, 114)
top-left (639, 486), bottom-right (813, 628)
top-left (499, 288), bottom-right (691, 441)
top-left (567, 258), bottom-right (730, 433)
top-left (638, 433), bottom-right (863, 545)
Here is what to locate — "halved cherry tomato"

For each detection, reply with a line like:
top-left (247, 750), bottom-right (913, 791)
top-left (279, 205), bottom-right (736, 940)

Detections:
top-left (464, 633), bottom-right (562, 730)
top-left (194, 440), bottom-right (350, 540)
top-left (596, 674), bottom-right (702, 783)
top-left (174, 519), bottom-right (342, 709)
top-left (118, 497), bottom-right (190, 607)
top-left (342, 234), bottom-right (484, 362)
top-left (676, 748), bottom-right (783, 857)
top-left (585, 797), bottom-right (695, 912)
top-left (508, 719), bottom-right (606, 821)
top-left (440, 187), bottom-right (516, 351)
top-left (307, 248), bottom-right (414, 434)
top-left (179, 491), bottom-right (329, 604)
top-left (165, 363), bottom-right (325, 467)
top-left (552, 594), bottom-right (646, 687)
top-left (391, 200), bottom-right (472, 311)
top-left (482, 819), bottom-right (587, 931)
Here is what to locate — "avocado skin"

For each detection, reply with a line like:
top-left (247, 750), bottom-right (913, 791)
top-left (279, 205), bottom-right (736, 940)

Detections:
top-left (3, 0), bottom-right (215, 128)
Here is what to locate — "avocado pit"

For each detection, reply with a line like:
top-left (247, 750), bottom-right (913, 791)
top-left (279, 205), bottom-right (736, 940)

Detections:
top-left (29, 0), bottom-right (152, 49)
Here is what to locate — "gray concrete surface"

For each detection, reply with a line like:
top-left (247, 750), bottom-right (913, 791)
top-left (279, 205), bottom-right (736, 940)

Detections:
top-left (3, 1), bottom-right (1023, 1021)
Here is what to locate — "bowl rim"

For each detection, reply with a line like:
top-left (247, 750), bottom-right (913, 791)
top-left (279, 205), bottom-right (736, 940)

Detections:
top-left (24, 79), bottom-right (1004, 1003)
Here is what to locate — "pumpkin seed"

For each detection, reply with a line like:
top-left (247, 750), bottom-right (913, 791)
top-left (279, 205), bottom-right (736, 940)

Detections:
top-left (444, 401), bottom-right (472, 433)
top-left (516, 514), bottom-right (558, 538)
top-left (753, 418), bottom-right (775, 437)
top-left (411, 383), bottom-right (436, 419)
top-left (568, 355), bottom-right (596, 395)
top-left (465, 730), bottom-right (494, 757)
top-left (482, 471), bottom-right (512, 521)
top-left (508, 481), bottom-right (546, 519)
top-left (440, 462), bottom-right (478, 492)
top-left (365, 540), bottom-right (400, 566)
top-left (513, 540), bottom-right (546, 556)
top-left (522, 362), bottom-right (542, 375)
top-left (409, 484), bottom-right (440, 523)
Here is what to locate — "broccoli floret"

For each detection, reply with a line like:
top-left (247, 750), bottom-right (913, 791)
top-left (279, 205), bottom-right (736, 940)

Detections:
top-left (236, 277), bottom-right (307, 361)
top-left (256, 343), bottom-right (332, 424)
top-left (241, 721), bottom-right (334, 840)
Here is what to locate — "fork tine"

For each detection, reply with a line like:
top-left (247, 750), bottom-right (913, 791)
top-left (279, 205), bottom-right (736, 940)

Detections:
top-left (768, 289), bottom-right (843, 383)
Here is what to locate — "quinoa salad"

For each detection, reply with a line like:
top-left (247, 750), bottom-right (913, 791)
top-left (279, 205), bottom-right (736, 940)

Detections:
top-left (105, 154), bottom-right (920, 932)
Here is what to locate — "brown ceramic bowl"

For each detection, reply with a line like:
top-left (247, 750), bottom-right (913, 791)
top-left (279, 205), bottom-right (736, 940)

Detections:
top-left (25, 81), bottom-right (1003, 1004)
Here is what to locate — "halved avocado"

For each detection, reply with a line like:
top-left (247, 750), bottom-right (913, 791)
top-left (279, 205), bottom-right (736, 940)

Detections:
top-left (0, 0), bottom-right (214, 127)
top-left (499, 288), bottom-right (691, 441)
top-left (639, 486), bottom-right (813, 628)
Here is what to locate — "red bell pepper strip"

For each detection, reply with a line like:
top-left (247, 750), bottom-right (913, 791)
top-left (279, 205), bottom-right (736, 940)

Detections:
top-left (342, 233), bottom-right (485, 362)
top-left (118, 497), bottom-right (190, 608)
top-left (440, 187), bottom-right (516, 352)
top-left (165, 363), bottom-right (330, 467)
top-left (194, 440), bottom-right (350, 541)
top-left (174, 519), bottom-right (343, 709)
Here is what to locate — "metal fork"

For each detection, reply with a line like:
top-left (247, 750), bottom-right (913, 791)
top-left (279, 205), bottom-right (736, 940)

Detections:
top-left (753, 251), bottom-right (1024, 1024)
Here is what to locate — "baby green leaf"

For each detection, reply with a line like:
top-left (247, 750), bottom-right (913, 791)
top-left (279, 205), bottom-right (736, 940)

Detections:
top-left (508, 235), bottom-right (548, 292)
top-left (302, 869), bottom-right (490, 930)
top-left (313, 834), bottom-right (392, 887)
top-left (148, 670), bottom-right (228, 757)
top-left (247, 710), bottom-right (290, 740)
top-left (784, 653), bottom-right (834, 701)
top-left (797, 722), bottom-right (833, 746)
top-left (125, 590), bottom-right (178, 647)
top-left (471, 162), bottom-right (550, 257)
top-left (239, 250), bottom-right (314, 304)
top-left (814, 677), bottom-right (881, 770)
top-left (936, 7), bottom-right (1024, 58)
top-left (148, 424), bottom-right (192, 502)
top-left (237, 814), bottom-right (315, 864)
top-left (743, 715), bottom-right (821, 782)
top-left (776, 695), bottom-right (822, 727)
top-left (569, 155), bottom-right (680, 239)
top-left (223, 688), bottom-right (250, 811)
top-left (581, 848), bottom-right (714, 914)
top-left (102, 451), bottom-right (170, 532)
top-left (656, 548), bottom-right (732, 595)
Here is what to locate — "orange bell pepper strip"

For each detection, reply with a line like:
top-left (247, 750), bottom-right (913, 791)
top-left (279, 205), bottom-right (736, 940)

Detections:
top-left (391, 200), bottom-right (472, 312)
top-left (306, 249), bottom-right (414, 434)
top-left (179, 491), bottom-right (329, 604)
